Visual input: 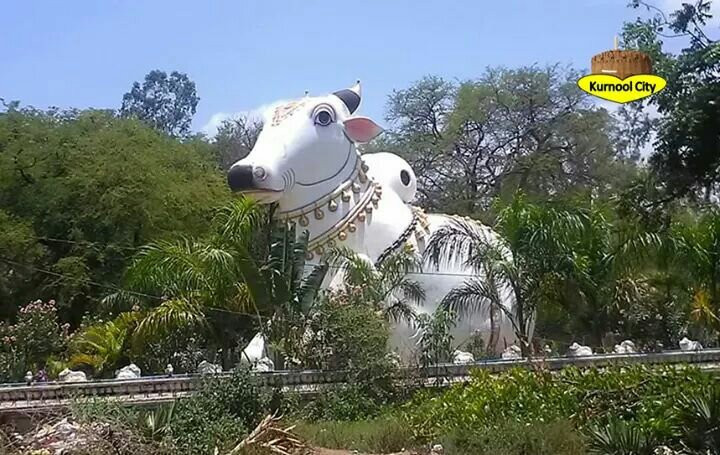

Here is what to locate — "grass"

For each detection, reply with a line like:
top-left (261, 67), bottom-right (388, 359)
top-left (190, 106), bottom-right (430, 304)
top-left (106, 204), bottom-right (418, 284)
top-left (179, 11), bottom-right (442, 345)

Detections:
top-left (293, 414), bottom-right (416, 453)
top-left (440, 420), bottom-right (588, 455)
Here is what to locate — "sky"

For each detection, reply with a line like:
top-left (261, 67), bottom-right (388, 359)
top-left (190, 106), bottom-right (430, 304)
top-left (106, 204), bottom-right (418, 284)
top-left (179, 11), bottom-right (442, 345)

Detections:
top-left (1, 0), bottom-right (712, 136)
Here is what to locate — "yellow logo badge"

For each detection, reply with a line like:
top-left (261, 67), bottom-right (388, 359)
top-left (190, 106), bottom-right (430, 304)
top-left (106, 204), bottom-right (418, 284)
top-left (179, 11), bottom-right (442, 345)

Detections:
top-left (577, 74), bottom-right (666, 103)
top-left (582, 43), bottom-right (667, 104)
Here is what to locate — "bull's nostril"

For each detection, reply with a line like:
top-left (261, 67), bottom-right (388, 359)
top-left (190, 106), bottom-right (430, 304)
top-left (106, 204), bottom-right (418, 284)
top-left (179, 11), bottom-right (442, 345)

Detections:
top-left (227, 165), bottom-right (255, 191)
top-left (253, 166), bottom-right (267, 181)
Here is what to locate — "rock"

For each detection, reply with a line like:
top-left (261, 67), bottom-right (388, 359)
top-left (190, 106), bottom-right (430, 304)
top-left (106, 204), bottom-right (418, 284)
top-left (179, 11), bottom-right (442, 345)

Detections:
top-left (253, 357), bottom-right (275, 372)
top-left (501, 345), bottom-right (522, 360)
top-left (240, 333), bottom-right (266, 365)
top-left (431, 443), bottom-right (444, 455)
top-left (613, 340), bottom-right (637, 354)
top-left (567, 342), bottom-right (593, 357)
top-left (57, 368), bottom-right (88, 383)
top-left (114, 363), bottom-right (141, 380)
top-left (21, 417), bottom-right (115, 455)
top-left (679, 337), bottom-right (703, 351)
top-left (197, 360), bottom-right (222, 375)
top-left (452, 349), bottom-right (474, 364)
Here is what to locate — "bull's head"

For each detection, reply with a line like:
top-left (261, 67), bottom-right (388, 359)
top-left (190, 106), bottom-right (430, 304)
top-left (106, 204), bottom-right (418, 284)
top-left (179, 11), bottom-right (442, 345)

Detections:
top-left (226, 82), bottom-right (383, 211)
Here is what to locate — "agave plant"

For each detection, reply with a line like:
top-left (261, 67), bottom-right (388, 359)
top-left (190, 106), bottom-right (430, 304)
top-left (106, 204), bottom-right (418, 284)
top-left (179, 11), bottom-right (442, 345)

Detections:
top-left (587, 419), bottom-right (658, 455)
top-left (677, 386), bottom-right (720, 453)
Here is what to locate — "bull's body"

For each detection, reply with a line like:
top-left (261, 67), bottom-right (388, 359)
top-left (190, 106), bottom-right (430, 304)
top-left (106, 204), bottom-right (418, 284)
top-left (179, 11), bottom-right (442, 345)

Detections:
top-left (228, 83), bottom-right (518, 358)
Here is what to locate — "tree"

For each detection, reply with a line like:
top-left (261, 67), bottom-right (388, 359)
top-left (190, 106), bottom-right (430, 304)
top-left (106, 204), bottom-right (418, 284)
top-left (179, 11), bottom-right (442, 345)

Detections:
top-left (326, 245), bottom-right (425, 324)
top-left (623, 0), bottom-right (720, 199)
top-left (425, 193), bottom-right (586, 354)
top-left (120, 70), bottom-right (200, 138)
top-left (384, 67), bottom-right (635, 216)
top-left (118, 199), bottom-right (264, 365)
top-left (0, 105), bottom-right (229, 323)
top-left (212, 116), bottom-right (262, 170)
top-left (114, 201), bottom-right (327, 368)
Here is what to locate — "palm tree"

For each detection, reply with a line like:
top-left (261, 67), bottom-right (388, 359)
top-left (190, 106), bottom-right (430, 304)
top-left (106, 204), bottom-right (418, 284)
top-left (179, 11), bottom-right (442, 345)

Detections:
top-left (119, 199), bottom-right (264, 362)
top-left (70, 311), bottom-right (140, 376)
top-left (100, 199), bottom-right (328, 369)
top-left (326, 245), bottom-right (425, 324)
top-left (425, 193), bottom-right (586, 355)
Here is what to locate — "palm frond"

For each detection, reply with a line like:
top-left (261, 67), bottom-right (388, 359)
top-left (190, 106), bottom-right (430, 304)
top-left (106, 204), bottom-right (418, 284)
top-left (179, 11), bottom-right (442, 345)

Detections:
top-left (133, 298), bottom-right (207, 346)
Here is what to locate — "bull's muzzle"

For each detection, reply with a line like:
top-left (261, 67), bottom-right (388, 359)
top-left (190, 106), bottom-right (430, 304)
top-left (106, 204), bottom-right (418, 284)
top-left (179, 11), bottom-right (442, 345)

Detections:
top-left (227, 164), bottom-right (255, 192)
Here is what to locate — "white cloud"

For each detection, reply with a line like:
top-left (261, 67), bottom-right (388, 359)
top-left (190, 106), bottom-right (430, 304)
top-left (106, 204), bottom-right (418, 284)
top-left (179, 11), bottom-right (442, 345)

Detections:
top-left (200, 100), bottom-right (289, 138)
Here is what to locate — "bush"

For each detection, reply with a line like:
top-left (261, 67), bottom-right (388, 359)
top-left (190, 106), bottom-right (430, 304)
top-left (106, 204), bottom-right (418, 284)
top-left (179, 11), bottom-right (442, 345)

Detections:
top-left (169, 367), bottom-right (271, 454)
top-left (294, 415), bottom-right (415, 453)
top-left (404, 365), bottom-right (716, 446)
top-left (442, 419), bottom-right (587, 455)
top-left (294, 296), bottom-right (407, 421)
top-left (0, 299), bottom-right (68, 380)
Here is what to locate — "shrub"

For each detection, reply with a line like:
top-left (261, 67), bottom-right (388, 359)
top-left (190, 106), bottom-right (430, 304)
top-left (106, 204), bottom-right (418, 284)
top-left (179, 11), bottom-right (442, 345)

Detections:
top-left (403, 365), bottom-right (716, 445)
top-left (294, 415), bottom-right (415, 453)
top-left (587, 419), bottom-right (657, 455)
top-left (442, 419), bottom-right (587, 455)
top-left (168, 367), bottom-right (271, 454)
top-left (295, 296), bottom-right (406, 421)
top-left (0, 300), bottom-right (68, 380)
top-left (675, 384), bottom-right (720, 453)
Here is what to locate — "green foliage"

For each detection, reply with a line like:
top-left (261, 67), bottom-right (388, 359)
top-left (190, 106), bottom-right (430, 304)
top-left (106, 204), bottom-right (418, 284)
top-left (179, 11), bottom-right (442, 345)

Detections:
top-left (71, 368), bottom-right (271, 454)
top-left (294, 415), bottom-right (415, 453)
top-left (120, 70), bottom-right (200, 138)
top-left (297, 297), bottom-right (403, 421)
top-left (441, 419), bottom-right (587, 455)
top-left (327, 245), bottom-right (424, 325)
top-left (212, 116), bottom-right (262, 170)
top-left (0, 299), bottom-right (68, 379)
top-left (169, 368), bottom-right (269, 454)
top-left (587, 419), bottom-right (657, 455)
top-left (676, 385), bottom-right (720, 453)
top-left (385, 66), bottom-right (634, 215)
top-left (403, 365), bottom-right (715, 445)
top-left (0, 106), bottom-right (229, 319)
top-left (302, 295), bottom-right (389, 372)
top-left (0, 210), bottom-right (45, 317)
top-left (624, 1), bottom-right (719, 199)
top-left (416, 308), bottom-right (456, 366)
top-left (69, 311), bottom-right (140, 376)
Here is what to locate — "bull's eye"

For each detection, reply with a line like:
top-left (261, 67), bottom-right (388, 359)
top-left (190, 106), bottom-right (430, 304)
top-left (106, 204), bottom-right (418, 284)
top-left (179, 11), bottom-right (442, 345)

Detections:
top-left (312, 104), bottom-right (335, 126)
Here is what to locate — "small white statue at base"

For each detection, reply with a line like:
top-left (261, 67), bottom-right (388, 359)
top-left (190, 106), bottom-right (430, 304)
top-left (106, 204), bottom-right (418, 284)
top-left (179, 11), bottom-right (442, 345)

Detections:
top-left (679, 337), bottom-right (703, 351)
top-left (240, 333), bottom-right (266, 365)
top-left (253, 357), bottom-right (275, 372)
top-left (567, 342), bottom-right (593, 357)
top-left (452, 350), bottom-right (475, 364)
top-left (58, 368), bottom-right (88, 383)
top-left (613, 340), bottom-right (637, 354)
top-left (115, 363), bottom-right (141, 380)
top-left (197, 360), bottom-right (222, 375)
top-left (501, 345), bottom-right (522, 360)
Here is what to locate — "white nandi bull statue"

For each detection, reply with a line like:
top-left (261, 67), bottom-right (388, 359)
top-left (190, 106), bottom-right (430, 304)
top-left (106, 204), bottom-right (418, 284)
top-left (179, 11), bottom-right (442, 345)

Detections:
top-left (228, 82), bottom-right (518, 357)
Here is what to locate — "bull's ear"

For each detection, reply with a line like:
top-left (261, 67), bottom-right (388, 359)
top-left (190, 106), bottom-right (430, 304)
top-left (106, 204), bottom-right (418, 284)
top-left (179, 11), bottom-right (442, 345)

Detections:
top-left (343, 116), bottom-right (383, 143)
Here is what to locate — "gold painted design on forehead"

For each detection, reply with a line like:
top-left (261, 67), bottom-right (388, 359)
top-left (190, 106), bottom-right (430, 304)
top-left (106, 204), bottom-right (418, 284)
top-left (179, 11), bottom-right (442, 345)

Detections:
top-left (271, 101), bottom-right (306, 126)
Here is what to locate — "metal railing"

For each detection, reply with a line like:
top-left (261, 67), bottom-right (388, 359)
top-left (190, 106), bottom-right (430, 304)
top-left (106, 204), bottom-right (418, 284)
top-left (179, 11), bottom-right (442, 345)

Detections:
top-left (1, 349), bottom-right (718, 413)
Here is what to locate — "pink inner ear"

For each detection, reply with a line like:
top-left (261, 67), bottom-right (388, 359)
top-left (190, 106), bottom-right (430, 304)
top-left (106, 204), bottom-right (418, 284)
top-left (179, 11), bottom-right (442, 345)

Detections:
top-left (344, 117), bottom-right (383, 143)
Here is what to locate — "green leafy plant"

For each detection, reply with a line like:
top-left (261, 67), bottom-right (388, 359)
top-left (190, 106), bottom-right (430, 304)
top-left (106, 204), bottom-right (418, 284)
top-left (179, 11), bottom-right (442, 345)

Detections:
top-left (587, 419), bottom-right (657, 455)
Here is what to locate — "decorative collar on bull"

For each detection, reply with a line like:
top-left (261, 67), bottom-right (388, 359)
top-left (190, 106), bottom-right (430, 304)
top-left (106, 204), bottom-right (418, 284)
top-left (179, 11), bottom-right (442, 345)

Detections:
top-left (227, 82), bottom-right (518, 357)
